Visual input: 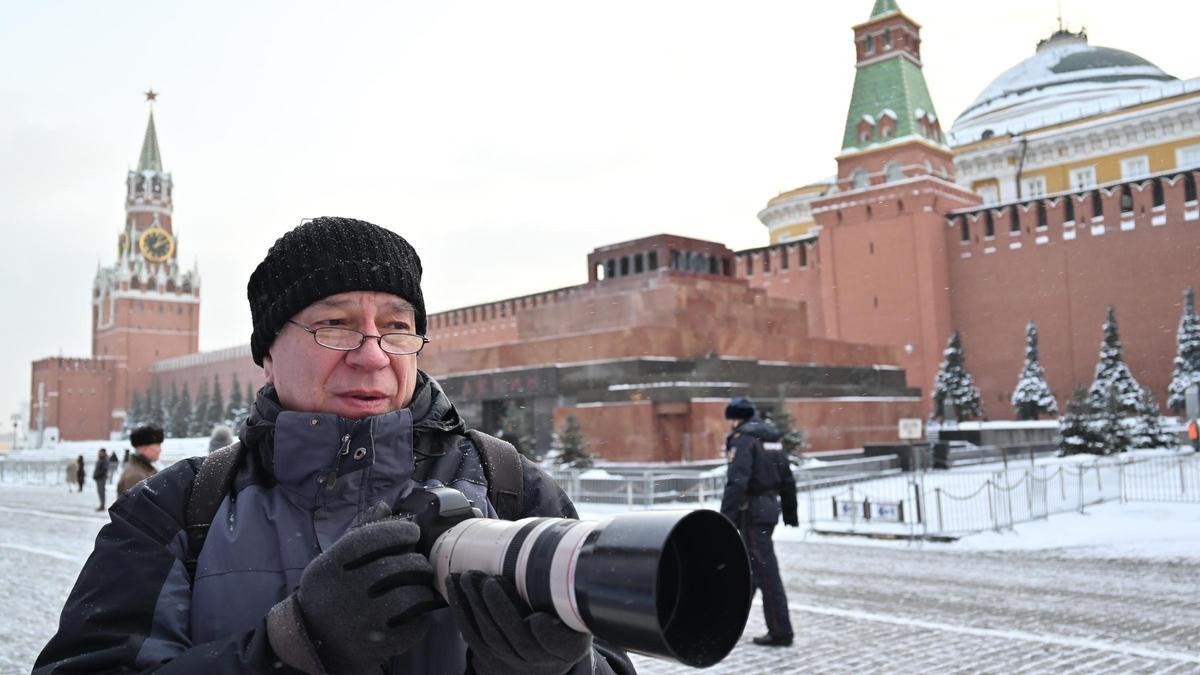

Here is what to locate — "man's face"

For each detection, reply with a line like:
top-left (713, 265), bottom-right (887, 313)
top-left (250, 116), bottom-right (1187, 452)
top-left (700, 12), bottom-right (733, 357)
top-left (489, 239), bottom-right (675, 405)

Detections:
top-left (139, 444), bottom-right (163, 462)
top-left (264, 291), bottom-right (419, 419)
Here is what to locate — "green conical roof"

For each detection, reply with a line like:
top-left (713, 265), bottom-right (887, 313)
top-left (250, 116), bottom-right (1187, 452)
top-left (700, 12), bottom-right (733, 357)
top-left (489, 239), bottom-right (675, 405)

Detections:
top-left (840, 55), bottom-right (944, 152)
top-left (137, 111), bottom-right (163, 173)
top-left (871, 0), bottom-right (899, 17)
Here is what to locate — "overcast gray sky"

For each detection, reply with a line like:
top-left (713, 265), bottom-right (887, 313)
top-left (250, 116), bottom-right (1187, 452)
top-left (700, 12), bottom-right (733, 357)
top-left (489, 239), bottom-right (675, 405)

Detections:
top-left (2, 0), bottom-right (1195, 426)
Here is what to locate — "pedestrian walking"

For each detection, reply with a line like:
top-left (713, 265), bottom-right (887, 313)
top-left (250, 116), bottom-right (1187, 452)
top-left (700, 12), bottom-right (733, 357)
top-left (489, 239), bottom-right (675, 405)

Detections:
top-left (66, 459), bottom-right (79, 492)
top-left (107, 452), bottom-right (119, 484)
top-left (75, 455), bottom-right (85, 493)
top-left (720, 396), bottom-right (798, 648)
top-left (118, 425), bottom-right (163, 497)
top-left (92, 448), bottom-right (110, 511)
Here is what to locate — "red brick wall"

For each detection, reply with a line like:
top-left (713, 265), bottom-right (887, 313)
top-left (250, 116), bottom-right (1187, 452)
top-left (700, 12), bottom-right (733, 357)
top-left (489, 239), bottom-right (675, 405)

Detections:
top-left (811, 177), bottom-right (982, 402)
top-left (737, 240), bottom-right (825, 336)
top-left (555, 395), bottom-right (923, 461)
top-left (29, 358), bottom-right (118, 441)
top-left (946, 170), bottom-right (1200, 417)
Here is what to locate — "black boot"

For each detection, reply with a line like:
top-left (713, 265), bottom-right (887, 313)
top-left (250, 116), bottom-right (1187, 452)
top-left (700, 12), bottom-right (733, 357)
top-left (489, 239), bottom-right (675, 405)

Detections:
top-left (752, 634), bottom-right (793, 647)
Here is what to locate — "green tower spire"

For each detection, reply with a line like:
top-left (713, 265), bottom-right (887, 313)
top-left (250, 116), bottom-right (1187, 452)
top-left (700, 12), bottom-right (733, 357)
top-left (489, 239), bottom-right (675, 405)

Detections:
top-left (840, 3), bottom-right (944, 154)
top-left (870, 0), bottom-right (899, 17)
top-left (137, 110), bottom-right (163, 173)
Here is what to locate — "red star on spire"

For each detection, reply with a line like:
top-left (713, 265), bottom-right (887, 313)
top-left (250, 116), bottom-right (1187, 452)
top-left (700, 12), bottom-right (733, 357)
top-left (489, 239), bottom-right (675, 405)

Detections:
top-left (144, 88), bottom-right (159, 103)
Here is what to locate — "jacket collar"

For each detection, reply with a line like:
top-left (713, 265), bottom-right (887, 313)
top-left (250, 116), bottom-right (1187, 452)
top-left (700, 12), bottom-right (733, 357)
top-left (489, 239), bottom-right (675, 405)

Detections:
top-left (238, 371), bottom-right (461, 510)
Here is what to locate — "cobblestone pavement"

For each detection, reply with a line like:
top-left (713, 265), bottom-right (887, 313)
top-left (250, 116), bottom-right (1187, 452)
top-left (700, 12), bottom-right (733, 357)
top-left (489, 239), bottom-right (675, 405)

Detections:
top-left (4, 485), bottom-right (1199, 673)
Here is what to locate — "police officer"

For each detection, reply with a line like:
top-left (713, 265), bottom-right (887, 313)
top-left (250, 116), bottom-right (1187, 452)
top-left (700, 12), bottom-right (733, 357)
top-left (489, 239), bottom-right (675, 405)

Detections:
top-left (720, 396), bottom-right (798, 647)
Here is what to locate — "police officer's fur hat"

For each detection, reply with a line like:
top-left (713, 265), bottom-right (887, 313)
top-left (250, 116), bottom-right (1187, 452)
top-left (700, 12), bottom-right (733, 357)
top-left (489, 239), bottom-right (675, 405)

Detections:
top-left (129, 425), bottom-right (165, 448)
top-left (724, 396), bottom-right (757, 420)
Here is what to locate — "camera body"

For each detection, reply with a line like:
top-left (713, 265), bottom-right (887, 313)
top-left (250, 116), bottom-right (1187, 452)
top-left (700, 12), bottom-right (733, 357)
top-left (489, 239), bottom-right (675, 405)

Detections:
top-left (396, 485), bottom-right (483, 557)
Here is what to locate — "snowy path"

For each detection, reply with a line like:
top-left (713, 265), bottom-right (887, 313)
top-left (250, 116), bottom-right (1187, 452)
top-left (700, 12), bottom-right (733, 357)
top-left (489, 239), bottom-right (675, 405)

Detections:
top-left (4, 484), bottom-right (1199, 674)
top-left (632, 536), bottom-right (1200, 673)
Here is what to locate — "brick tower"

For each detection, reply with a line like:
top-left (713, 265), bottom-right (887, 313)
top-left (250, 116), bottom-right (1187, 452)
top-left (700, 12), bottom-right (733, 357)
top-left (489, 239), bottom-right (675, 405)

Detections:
top-left (810, 0), bottom-right (980, 402)
top-left (92, 93), bottom-right (200, 433)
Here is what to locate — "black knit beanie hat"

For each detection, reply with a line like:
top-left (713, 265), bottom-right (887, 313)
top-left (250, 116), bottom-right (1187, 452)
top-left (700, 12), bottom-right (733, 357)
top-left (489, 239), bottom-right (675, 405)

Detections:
top-left (248, 217), bottom-right (426, 366)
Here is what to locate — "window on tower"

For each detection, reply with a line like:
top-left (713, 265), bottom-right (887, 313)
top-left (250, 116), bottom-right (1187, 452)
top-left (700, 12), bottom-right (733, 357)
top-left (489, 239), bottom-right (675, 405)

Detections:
top-left (863, 35), bottom-right (874, 54)
top-left (884, 28), bottom-right (892, 48)
top-left (884, 162), bottom-right (903, 183)
top-left (852, 169), bottom-right (869, 190)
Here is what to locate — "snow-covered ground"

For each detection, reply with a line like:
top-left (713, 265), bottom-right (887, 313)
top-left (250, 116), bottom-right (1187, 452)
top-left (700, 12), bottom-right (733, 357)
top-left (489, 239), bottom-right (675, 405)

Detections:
top-left (577, 497), bottom-right (1200, 562)
top-left (5, 481), bottom-right (1198, 673)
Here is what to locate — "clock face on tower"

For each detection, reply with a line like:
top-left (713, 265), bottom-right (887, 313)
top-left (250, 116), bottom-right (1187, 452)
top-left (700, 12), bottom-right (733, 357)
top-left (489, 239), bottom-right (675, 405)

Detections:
top-left (138, 226), bottom-right (175, 262)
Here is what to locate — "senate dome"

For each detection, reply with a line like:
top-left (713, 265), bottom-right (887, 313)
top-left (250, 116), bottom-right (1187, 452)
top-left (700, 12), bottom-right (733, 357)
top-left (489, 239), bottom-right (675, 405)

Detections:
top-left (949, 28), bottom-right (1177, 145)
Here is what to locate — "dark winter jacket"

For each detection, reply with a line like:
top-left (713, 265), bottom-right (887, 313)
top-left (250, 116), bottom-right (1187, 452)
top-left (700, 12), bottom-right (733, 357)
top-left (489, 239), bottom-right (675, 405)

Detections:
top-left (35, 373), bottom-right (634, 675)
top-left (91, 457), bottom-right (109, 482)
top-left (117, 452), bottom-right (158, 497)
top-left (720, 417), bottom-right (799, 526)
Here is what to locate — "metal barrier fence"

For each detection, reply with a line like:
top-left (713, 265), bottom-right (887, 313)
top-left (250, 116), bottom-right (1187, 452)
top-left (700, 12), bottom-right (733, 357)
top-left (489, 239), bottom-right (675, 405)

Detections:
top-left (3, 454), bottom-right (898, 508)
top-left (5, 451), bottom-right (1194, 532)
top-left (810, 452), bottom-right (1198, 536)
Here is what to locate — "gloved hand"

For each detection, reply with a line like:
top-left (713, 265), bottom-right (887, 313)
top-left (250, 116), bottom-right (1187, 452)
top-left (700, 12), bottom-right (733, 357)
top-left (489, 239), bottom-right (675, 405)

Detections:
top-left (447, 570), bottom-right (592, 675)
top-left (267, 518), bottom-right (445, 675)
top-left (782, 510), bottom-right (800, 527)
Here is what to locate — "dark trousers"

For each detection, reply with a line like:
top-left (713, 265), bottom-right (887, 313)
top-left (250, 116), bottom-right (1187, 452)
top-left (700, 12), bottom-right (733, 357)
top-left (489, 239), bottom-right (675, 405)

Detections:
top-left (742, 523), bottom-right (793, 638)
top-left (96, 480), bottom-right (106, 509)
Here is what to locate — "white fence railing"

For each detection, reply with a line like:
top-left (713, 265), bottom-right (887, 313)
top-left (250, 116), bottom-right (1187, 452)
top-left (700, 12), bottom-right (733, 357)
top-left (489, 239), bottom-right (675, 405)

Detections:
top-left (811, 452), bottom-right (1199, 536)
top-left (5, 451), bottom-right (1194, 537)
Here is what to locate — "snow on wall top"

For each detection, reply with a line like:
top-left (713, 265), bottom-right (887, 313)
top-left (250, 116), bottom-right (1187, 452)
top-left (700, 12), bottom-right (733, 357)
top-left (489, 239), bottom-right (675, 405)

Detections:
top-left (949, 32), bottom-right (1178, 145)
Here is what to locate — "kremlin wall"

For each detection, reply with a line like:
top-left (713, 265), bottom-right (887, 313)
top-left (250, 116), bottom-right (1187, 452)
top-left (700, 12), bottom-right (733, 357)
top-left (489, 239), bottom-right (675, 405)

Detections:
top-left (28, 1), bottom-right (1200, 462)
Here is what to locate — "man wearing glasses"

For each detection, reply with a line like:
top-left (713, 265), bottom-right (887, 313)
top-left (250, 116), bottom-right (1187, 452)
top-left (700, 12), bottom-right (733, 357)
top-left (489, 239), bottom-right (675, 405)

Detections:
top-left (36, 217), bottom-right (633, 675)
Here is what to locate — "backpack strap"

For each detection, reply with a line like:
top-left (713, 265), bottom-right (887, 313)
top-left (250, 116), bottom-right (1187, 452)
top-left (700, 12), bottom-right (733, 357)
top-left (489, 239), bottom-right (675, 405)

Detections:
top-left (184, 441), bottom-right (244, 583)
top-left (465, 430), bottom-right (524, 521)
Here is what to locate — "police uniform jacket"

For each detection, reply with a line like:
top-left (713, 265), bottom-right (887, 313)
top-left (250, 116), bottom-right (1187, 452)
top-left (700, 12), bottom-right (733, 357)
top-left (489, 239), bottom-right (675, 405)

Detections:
top-left (720, 418), bottom-right (799, 526)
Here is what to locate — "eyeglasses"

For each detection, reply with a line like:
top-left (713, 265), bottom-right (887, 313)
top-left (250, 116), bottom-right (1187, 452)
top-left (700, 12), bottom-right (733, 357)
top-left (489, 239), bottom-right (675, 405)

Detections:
top-left (286, 320), bottom-right (430, 355)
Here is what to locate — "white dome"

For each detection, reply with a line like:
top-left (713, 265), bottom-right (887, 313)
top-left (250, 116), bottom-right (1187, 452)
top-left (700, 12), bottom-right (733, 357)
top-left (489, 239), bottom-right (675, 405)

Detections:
top-left (950, 30), bottom-right (1176, 145)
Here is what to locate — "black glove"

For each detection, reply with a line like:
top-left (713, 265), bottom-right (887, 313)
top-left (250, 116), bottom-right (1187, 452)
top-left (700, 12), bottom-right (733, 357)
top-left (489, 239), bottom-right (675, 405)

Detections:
top-left (267, 518), bottom-right (445, 675)
top-left (447, 570), bottom-right (592, 675)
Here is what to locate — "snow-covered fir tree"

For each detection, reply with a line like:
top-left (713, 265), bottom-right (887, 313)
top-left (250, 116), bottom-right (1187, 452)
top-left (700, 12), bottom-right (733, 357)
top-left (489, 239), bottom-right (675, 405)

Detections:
top-left (191, 376), bottom-right (211, 437)
top-left (553, 414), bottom-right (593, 468)
top-left (767, 409), bottom-right (809, 457)
top-left (226, 372), bottom-right (245, 427)
top-left (1088, 306), bottom-right (1142, 412)
top-left (125, 390), bottom-right (145, 435)
top-left (1167, 287), bottom-right (1200, 412)
top-left (164, 382), bottom-right (180, 436)
top-left (931, 331), bottom-right (983, 420)
top-left (1057, 386), bottom-right (1103, 456)
top-left (497, 400), bottom-right (536, 460)
top-left (1096, 386), bottom-right (1130, 455)
top-left (1130, 387), bottom-right (1175, 450)
top-left (1011, 321), bottom-right (1057, 420)
top-left (170, 383), bottom-right (192, 438)
top-left (146, 380), bottom-right (165, 428)
top-left (205, 376), bottom-right (226, 436)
